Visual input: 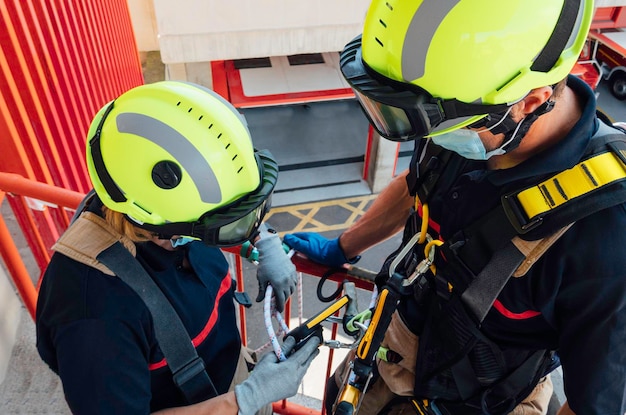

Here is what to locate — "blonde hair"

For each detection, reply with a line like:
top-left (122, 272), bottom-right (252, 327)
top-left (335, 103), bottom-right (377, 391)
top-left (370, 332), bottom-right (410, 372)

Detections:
top-left (103, 206), bottom-right (153, 242)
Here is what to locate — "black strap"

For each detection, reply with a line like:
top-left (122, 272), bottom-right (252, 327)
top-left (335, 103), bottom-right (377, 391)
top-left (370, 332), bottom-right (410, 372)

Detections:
top-left (89, 101), bottom-right (127, 203)
top-left (531, 0), bottom-right (581, 73)
top-left (460, 241), bottom-right (526, 323)
top-left (480, 350), bottom-right (551, 414)
top-left (97, 242), bottom-right (217, 404)
top-left (70, 189), bottom-right (97, 224)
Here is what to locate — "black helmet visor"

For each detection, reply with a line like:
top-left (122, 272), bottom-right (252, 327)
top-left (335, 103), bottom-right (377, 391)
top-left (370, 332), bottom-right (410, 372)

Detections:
top-left (340, 35), bottom-right (510, 141)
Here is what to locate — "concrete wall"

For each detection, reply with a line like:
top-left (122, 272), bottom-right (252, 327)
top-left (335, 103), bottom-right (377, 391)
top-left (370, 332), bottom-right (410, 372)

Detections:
top-left (0, 266), bottom-right (21, 384)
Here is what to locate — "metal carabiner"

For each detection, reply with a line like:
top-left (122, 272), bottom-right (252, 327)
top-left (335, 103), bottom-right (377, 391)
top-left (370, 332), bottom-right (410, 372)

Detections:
top-left (388, 231), bottom-right (436, 288)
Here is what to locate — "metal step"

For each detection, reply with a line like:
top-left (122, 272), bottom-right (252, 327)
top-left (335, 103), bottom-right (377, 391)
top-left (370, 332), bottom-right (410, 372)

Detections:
top-left (273, 162), bottom-right (371, 206)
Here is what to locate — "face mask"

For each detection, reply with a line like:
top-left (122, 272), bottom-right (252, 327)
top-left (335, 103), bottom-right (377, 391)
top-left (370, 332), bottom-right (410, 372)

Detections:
top-left (170, 236), bottom-right (195, 248)
top-left (431, 129), bottom-right (493, 160)
top-left (431, 110), bottom-right (525, 160)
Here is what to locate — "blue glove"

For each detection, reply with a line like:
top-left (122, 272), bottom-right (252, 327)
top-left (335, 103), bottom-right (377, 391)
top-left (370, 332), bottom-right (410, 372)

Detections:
top-left (234, 336), bottom-right (320, 415)
top-left (283, 232), bottom-right (359, 268)
top-left (255, 233), bottom-right (297, 312)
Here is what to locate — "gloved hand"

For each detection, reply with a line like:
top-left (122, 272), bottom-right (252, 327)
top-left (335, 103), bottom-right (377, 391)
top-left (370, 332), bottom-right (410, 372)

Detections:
top-left (234, 336), bottom-right (320, 415)
top-left (283, 232), bottom-right (360, 268)
top-left (255, 233), bottom-right (297, 312)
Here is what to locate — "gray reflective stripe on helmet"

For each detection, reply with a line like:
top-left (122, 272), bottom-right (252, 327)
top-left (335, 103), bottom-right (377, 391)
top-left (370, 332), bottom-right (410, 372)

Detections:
top-left (565, 0), bottom-right (586, 54)
top-left (402, 0), bottom-right (460, 82)
top-left (116, 112), bottom-right (222, 204)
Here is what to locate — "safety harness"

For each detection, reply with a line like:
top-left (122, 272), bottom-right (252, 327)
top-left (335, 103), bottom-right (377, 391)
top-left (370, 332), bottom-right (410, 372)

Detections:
top-left (54, 201), bottom-right (218, 405)
top-left (374, 118), bottom-right (626, 414)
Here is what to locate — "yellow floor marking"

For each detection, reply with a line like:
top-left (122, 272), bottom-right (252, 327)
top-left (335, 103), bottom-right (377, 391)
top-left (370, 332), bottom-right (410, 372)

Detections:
top-left (266, 194), bottom-right (378, 234)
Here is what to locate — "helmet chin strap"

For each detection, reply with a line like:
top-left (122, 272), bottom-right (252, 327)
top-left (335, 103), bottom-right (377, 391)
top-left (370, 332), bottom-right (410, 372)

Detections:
top-left (499, 99), bottom-right (555, 154)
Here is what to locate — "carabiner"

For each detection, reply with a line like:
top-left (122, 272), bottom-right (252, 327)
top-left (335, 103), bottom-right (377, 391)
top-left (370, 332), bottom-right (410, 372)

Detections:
top-left (388, 231), bottom-right (438, 288)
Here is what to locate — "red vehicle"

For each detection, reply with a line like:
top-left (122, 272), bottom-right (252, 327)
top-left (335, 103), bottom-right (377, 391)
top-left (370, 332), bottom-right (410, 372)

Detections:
top-left (585, 28), bottom-right (626, 100)
top-left (571, 38), bottom-right (603, 91)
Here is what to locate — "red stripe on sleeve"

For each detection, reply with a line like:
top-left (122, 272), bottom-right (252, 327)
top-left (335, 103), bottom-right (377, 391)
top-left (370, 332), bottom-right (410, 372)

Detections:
top-left (493, 299), bottom-right (541, 320)
top-left (148, 272), bottom-right (233, 371)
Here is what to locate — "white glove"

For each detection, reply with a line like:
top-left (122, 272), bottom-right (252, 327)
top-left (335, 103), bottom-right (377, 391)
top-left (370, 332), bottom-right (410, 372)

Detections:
top-left (255, 232), bottom-right (297, 312)
top-left (234, 336), bottom-right (320, 415)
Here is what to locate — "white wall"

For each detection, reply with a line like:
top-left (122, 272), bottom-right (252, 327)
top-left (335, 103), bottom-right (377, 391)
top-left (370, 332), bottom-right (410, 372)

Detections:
top-left (134, 0), bottom-right (370, 63)
top-left (127, 0), bottom-right (159, 52)
top-left (597, 0), bottom-right (626, 6)
top-left (127, 1), bottom-right (626, 62)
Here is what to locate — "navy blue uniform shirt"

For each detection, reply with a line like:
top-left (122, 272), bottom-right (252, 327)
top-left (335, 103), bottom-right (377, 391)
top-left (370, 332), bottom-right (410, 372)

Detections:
top-left (406, 76), bottom-right (626, 414)
top-left (36, 237), bottom-right (240, 414)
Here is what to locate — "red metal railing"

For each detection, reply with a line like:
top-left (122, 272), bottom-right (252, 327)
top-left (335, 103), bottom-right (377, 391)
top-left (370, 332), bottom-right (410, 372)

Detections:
top-left (0, 0), bottom-right (143, 191)
top-left (0, 2), bottom-right (145, 312)
top-left (0, 173), bottom-right (84, 319)
top-left (0, 172), bottom-right (376, 415)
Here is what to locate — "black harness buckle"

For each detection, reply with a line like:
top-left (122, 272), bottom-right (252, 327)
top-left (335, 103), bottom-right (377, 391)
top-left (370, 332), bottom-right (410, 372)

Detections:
top-left (172, 356), bottom-right (207, 389)
top-left (501, 192), bottom-right (544, 234)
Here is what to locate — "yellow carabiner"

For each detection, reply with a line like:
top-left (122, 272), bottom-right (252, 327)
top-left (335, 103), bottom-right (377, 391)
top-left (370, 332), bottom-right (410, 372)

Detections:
top-left (424, 239), bottom-right (443, 274)
top-left (417, 199), bottom-right (429, 245)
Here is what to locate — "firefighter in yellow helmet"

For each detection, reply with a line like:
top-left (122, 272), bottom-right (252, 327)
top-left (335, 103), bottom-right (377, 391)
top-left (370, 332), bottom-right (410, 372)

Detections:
top-left (285, 1), bottom-right (626, 414)
top-left (36, 81), bottom-right (320, 414)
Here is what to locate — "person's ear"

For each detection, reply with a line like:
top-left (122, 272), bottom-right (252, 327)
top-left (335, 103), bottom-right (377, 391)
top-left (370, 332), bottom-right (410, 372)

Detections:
top-left (517, 86), bottom-right (554, 116)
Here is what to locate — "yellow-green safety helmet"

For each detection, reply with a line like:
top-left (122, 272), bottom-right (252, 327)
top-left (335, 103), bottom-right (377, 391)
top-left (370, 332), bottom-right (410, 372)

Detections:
top-left (86, 81), bottom-right (278, 246)
top-left (340, 0), bottom-right (594, 141)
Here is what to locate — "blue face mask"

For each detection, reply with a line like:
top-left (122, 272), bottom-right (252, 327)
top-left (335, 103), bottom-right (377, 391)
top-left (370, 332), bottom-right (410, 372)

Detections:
top-left (431, 129), bottom-right (506, 160)
top-left (170, 236), bottom-right (196, 248)
top-left (431, 110), bottom-right (524, 161)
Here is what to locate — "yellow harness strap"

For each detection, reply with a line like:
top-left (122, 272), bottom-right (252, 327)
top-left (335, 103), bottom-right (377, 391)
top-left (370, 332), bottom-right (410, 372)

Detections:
top-left (515, 150), bottom-right (626, 221)
top-left (53, 211), bottom-right (136, 276)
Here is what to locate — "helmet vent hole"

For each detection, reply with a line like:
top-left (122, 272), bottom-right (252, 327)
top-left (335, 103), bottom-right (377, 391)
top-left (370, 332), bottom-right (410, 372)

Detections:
top-left (237, 166), bottom-right (243, 173)
top-left (375, 37), bottom-right (384, 47)
top-left (217, 133), bottom-right (222, 139)
top-left (208, 123), bottom-right (213, 129)
top-left (176, 102), bottom-right (181, 106)
top-left (225, 143), bottom-right (231, 150)
top-left (232, 154), bottom-right (238, 161)
top-left (198, 115), bottom-right (203, 120)
top-left (187, 107), bottom-right (193, 113)
top-left (385, 2), bottom-right (393, 11)
top-left (379, 19), bottom-right (387, 28)
top-left (132, 202), bottom-right (152, 215)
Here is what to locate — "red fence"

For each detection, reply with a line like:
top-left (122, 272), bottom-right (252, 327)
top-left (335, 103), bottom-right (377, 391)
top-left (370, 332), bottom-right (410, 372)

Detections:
top-left (0, 173), bottom-right (84, 319)
top-left (0, 0), bottom-right (144, 295)
top-left (0, 0), bottom-right (143, 189)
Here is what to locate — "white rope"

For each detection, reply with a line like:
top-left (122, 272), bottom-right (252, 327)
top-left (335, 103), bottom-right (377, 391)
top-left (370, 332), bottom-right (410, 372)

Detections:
top-left (262, 285), bottom-right (290, 361)
top-left (255, 247), bottom-right (303, 361)
top-left (297, 271), bottom-right (303, 327)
